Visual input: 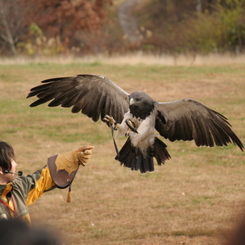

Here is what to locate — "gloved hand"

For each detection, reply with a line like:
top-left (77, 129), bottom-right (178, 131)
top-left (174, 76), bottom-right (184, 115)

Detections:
top-left (76, 146), bottom-right (94, 166)
top-left (53, 146), bottom-right (94, 174)
top-left (48, 146), bottom-right (94, 191)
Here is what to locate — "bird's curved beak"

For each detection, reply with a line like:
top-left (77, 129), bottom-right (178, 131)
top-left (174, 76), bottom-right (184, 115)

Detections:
top-left (129, 98), bottom-right (135, 105)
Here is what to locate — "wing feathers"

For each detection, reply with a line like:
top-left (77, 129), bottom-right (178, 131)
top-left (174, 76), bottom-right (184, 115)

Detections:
top-left (27, 75), bottom-right (130, 123)
top-left (156, 99), bottom-right (244, 151)
top-left (28, 76), bottom-right (243, 155)
top-left (30, 92), bottom-right (61, 107)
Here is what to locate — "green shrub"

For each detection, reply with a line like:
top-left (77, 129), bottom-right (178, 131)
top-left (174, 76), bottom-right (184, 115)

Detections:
top-left (17, 23), bottom-right (65, 56)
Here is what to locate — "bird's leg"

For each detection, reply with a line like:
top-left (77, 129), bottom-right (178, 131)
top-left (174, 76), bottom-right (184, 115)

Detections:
top-left (102, 115), bottom-right (118, 130)
top-left (103, 115), bottom-right (120, 158)
top-left (125, 119), bottom-right (138, 136)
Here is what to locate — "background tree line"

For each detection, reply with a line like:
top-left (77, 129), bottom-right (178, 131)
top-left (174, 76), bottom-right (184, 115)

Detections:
top-left (0, 0), bottom-right (245, 56)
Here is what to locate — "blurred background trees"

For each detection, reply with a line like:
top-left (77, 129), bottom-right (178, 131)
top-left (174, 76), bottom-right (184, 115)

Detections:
top-left (0, 0), bottom-right (245, 56)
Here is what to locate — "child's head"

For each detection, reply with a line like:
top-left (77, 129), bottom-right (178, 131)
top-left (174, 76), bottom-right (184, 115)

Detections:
top-left (0, 141), bottom-right (15, 172)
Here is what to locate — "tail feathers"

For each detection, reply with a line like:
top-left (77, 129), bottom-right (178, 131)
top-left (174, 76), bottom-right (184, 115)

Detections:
top-left (115, 138), bottom-right (137, 169)
top-left (131, 150), bottom-right (154, 173)
top-left (153, 137), bottom-right (171, 165)
top-left (115, 137), bottom-right (171, 173)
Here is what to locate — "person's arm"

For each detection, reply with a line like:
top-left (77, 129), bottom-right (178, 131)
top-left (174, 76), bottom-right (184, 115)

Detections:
top-left (15, 146), bottom-right (93, 206)
top-left (26, 165), bottom-right (56, 205)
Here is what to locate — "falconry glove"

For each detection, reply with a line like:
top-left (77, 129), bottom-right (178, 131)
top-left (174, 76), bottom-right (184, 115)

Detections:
top-left (78, 149), bottom-right (93, 166)
top-left (47, 146), bottom-right (94, 189)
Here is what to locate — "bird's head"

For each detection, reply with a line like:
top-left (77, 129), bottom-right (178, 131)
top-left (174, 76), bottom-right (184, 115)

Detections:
top-left (129, 91), bottom-right (156, 106)
top-left (129, 92), bottom-right (156, 119)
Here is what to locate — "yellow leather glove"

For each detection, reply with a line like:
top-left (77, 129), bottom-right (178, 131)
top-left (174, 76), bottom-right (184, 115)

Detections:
top-left (76, 146), bottom-right (94, 166)
top-left (54, 146), bottom-right (94, 175)
top-left (48, 146), bottom-right (94, 202)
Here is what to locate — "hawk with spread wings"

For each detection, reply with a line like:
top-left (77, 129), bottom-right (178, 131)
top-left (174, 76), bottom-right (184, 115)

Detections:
top-left (27, 74), bottom-right (244, 173)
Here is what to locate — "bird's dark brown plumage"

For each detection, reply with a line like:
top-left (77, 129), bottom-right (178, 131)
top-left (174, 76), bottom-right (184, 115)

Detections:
top-left (27, 74), bottom-right (244, 173)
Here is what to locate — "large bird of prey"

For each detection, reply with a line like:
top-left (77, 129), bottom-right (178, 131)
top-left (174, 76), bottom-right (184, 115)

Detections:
top-left (27, 74), bottom-right (244, 173)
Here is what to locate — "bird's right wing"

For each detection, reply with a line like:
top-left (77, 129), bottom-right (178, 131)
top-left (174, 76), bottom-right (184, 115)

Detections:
top-left (27, 74), bottom-right (130, 123)
top-left (155, 99), bottom-right (244, 151)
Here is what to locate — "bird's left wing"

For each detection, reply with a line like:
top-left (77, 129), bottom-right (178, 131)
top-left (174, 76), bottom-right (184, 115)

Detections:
top-left (155, 99), bottom-right (244, 150)
top-left (27, 74), bottom-right (130, 123)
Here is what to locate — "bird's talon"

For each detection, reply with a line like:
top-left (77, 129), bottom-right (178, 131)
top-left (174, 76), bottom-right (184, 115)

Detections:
top-left (103, 115), bottom-right (117, 128)
top-left (125, 119), bottom-right (138, 133)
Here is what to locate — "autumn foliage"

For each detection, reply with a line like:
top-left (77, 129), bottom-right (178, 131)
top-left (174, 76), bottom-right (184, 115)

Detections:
top-left (0, 0), bottom-right (113, 55)
top-left (1, 0), bottom-right (245, 56)
top-left (18, 0), bottom-right (113, 48)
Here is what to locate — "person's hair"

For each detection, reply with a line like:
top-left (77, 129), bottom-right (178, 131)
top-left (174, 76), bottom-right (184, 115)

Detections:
top-left (0, 141), bottom-right (15, 171)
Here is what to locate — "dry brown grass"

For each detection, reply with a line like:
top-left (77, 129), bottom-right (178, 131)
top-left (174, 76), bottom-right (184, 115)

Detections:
top-left (0, 57), bottom-right (244, 245)
top-left (1, 53), bottom-right (245, 66)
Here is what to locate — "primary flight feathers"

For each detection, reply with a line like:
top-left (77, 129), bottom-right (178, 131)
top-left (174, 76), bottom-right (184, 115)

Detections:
top-left (27, 74), bottom-right (244, 173)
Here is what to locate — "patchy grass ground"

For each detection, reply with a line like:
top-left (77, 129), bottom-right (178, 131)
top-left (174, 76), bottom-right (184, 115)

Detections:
top-left (0, 58), bottom-right (244, 245)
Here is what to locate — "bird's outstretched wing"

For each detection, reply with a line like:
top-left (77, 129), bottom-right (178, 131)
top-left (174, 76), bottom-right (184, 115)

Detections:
top-left (27, 74), bottom-right (130, 123)
top-left (155, 99), bottom-right (244, 151)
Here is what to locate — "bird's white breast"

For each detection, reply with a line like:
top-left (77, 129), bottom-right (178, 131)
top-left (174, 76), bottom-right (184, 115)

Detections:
top-left (117, 109), bottom-right (157, 154)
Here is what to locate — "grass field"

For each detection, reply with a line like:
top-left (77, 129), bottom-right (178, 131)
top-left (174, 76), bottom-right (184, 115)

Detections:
top-left (0, 57), bottom-right (244, 244)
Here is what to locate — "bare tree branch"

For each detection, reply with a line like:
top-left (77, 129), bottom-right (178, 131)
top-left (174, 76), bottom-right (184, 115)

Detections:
top-left (0, 0), bottom-right (17, 55)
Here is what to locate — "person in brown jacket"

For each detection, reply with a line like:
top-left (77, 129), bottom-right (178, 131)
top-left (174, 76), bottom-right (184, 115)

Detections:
top-left (0, 141), bottom-right (93, 224)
